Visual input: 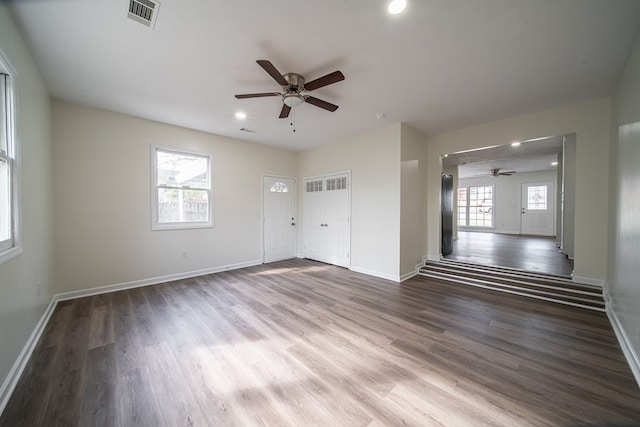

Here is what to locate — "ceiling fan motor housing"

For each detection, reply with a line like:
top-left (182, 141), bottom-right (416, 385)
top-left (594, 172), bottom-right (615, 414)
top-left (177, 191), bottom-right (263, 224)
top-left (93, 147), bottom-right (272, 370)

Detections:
top-left (283, 73), bottom-right (305, 91)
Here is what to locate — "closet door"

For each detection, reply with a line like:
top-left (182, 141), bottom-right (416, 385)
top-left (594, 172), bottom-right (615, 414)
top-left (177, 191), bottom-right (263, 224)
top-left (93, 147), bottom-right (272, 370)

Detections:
top-left (302, 178), bottom-right (325, 260)
top-left (323, 174), bottom-right (350, 267)
top-left (303, 173), bottom-right (350, 267)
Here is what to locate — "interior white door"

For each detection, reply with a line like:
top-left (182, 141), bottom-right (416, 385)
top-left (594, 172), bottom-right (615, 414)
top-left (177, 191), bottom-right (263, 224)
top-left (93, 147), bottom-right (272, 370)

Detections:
top-left (323, 176), bottom-right (350, 266)
top-left (521, 181), bottom-right (555, 236)
top-left (303, 173), bottom-right (350, 267)
top-left (302, 177), bottom-right (325, 260)
top-left (263, 176), bottom-right (296, 262)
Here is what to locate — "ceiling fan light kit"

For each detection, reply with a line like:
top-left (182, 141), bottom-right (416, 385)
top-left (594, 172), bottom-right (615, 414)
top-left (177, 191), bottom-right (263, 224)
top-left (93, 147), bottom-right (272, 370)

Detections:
top-left (235, 59), bottom-right (345, 122)
top-left (282, 93), bottom-right (304, 108)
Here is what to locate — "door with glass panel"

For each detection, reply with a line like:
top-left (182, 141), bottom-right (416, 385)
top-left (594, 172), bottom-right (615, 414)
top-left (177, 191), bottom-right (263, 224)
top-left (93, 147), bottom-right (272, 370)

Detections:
top-left (263, 176), bottom-right (296, 262)
top-left (521, 182), bottom-right (555, 236)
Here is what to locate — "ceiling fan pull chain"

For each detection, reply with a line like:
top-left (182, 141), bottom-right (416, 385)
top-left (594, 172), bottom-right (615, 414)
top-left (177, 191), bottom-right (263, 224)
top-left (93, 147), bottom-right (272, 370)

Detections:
top-left (291, 107), bottom-right (296, 132)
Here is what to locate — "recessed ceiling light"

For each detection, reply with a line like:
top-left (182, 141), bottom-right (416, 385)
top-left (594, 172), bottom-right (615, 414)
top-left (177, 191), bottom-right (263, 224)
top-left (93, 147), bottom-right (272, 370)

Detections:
top-left (388, 0), bottom-right (407, 15)
top-left (444, 154), bottom-right (449, 158)
top-left (235, 112), bottom-right (247, 120)
top-left (511, 141), bottom-right (521, 147)
top-left (551, 161), bottom-right (558, 166)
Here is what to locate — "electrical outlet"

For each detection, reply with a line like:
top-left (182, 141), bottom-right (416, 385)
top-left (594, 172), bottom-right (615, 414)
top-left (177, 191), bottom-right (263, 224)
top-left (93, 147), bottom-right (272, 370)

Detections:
top-left (181, 250), bottom-right (188, 258)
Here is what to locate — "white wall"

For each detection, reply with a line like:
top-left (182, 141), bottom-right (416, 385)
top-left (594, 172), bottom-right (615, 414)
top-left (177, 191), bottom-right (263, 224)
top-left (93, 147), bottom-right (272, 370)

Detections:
top-left (459, 170), bottom-right (557, 235)
top-left (0, 5), bottom-right (53, 407)
top-left (555, 153), bottom-right (563, 246)
top-left (52, 100), bottom-right (296, 292)
top-left (426, 99), bottom-right (610, 283)
top-left (400, 123), bottom-right (428, 279)
top-left (608, 32), bottom-right (640, 384)
top-left (297, 123), bottom-right (402, 281)
top-left (561, 134), bottom-right (576, 258)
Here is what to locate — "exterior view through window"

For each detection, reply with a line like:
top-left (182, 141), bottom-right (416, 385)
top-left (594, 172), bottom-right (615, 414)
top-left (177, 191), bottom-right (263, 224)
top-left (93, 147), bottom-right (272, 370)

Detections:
top-left (457, 185), bottom-right (494, 228)
top-left (152, 146), bottom-right (212, 229)
top-left (0, 72), bottom-right (15, 255)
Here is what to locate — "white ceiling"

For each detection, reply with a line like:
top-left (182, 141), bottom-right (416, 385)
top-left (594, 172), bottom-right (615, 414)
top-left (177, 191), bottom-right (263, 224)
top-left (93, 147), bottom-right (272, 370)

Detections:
top-left (8, 0), bottom-right (640, 151)
top-left (444, 134), bottom-right (564, 178)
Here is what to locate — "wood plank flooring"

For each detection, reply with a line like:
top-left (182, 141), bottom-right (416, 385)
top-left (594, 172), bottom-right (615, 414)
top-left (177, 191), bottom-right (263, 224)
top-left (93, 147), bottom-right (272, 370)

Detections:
top-left (446, 231), bottom-right (574, 277)
top-left (2, 259), bottom-right (639, 426)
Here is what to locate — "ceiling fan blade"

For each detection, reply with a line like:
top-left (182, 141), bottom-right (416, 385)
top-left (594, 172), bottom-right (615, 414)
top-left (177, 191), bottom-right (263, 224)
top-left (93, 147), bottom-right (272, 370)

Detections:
top-left (235, 92), bottom-right (281, 99)
top-left (305, 96), bottom-right (339, 112)
top-left (256, 60), bottom-right (288, 86)
top-left (500, 171), bottom-right (516, 176)
top-left (279, 104), bottom-right (291, 119)
top-left (304, 71), bottom-right (345, 91)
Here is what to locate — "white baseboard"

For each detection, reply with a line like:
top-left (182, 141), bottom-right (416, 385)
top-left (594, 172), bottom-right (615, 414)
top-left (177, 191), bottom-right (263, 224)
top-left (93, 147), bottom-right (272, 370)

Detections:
top-left (426, 254), bottom-right (441, 262)
top-left (349, 266), bottom-right (400, 283)
top-left (607, 305), bottom-right (640, 388)
top-left (0, 296), bottom-right (58, 415)
top-left (56, 259), bottom-right (262, 301)
top-left (399, 258), bottom-right (430, 282)
top-left (399, 270), bottom-right (418, 282)
top-left (572, 275), bottom-right (605, 288)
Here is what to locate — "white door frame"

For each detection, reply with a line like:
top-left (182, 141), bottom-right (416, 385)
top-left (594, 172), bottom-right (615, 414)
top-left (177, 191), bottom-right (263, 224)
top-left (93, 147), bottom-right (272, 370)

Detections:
top-left (262, 174), bottom-right (297, 263)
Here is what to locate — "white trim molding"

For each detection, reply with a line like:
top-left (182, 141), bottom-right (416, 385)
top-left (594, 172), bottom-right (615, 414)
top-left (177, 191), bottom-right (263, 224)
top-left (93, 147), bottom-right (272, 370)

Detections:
top-left (607, 305), bottom-right (640, 388)
top-left (350, 266), bottom-right (400, 283)
top-left (0, 297), bottom-right (57, 415)
top-left (572, 275), bottom-right (605, 288)
top-left (57, 259), bottom-right (262, 301)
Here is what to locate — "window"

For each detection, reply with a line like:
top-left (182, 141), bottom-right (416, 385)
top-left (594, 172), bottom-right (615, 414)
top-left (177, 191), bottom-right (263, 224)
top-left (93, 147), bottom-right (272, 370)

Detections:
top-left (270, 182), bottom-right (288, 193)
top-left (0, 65), bottom-right (19, 262)
top-left (527, 185), bottom-right (548, 210)
top-left (457, 185), bottom-right (493, 228)
top-left (457, 187), bottom-right (467, 226)
top-left (305, 180), bottom-right (323, 192)
top-left (326, 176), bottom-right (347, 191)
top-left (152, 146), bottom-right (212, 230)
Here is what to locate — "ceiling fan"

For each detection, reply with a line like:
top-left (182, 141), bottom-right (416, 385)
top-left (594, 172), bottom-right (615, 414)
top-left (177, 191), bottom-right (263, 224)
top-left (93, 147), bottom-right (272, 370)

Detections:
top-left (490, 168), bottom-right (516, 176)
top-left (234, 60), bottom-right (345, 119)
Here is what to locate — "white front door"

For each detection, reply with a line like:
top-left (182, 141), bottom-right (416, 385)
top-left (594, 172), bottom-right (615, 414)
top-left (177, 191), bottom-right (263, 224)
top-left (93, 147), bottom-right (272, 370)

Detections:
top-left (263, 176), bottom-right (296, 263)
top-left (521, 181), bottom-right (555, 236)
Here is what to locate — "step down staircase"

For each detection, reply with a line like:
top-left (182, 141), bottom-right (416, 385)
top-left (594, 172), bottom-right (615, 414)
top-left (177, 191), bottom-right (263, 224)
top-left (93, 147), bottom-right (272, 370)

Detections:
top-left (419, 258), bottom-right (605, 311)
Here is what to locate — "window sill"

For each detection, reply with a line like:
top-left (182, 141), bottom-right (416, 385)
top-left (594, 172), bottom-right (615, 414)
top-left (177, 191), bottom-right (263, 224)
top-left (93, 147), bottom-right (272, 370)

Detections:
top-left (152, 222), bottom-right (213, 231)
top-left (0, 246), bottom-right (23, 265)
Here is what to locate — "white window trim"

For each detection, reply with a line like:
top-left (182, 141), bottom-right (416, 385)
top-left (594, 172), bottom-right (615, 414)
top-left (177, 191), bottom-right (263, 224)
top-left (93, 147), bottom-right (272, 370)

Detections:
top-left (151, 144), bottom-right (213, 230)
top-left (0, 48), bottom-right (22, 265)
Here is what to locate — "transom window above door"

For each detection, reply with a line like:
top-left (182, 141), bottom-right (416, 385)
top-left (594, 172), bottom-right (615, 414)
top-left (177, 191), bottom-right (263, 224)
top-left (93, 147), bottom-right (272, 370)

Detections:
top-left (270, 182), bottom-right (288, 193)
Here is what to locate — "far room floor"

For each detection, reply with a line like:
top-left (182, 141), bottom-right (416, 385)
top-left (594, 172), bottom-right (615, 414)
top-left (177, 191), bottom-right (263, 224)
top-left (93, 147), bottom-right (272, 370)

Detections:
top-left (445, 231), bottom-right (574, 277)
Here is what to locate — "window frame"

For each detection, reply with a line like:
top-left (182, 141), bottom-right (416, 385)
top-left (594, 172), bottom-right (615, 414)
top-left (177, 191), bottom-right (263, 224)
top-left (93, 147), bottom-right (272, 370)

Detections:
top-left (151, 145), bottom-right (213, 231)
top-left (457, 184), bottom-right (494, 229)
top-left (0, 49), bottom-right (22, 265)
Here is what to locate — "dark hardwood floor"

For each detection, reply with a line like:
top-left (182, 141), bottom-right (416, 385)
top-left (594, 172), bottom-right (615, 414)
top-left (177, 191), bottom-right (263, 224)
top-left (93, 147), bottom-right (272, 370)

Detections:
top-left (2, 259), bottom-right (638, 426)
top-left (446, 231), bottom-right (574, 277)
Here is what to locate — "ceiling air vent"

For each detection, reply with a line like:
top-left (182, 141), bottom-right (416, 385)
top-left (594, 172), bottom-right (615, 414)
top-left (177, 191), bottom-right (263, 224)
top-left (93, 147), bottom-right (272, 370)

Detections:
top-left (128, 0), bottom-right (160, 29)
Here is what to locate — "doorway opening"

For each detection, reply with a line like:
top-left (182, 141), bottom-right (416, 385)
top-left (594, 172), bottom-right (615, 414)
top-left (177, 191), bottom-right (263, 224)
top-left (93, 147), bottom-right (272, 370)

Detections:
top-left (440, 133), bottom-right (575, 277)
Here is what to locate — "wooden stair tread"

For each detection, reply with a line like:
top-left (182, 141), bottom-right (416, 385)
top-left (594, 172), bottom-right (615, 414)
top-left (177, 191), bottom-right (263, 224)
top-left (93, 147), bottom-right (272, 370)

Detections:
top-left (420, 260), bottom-right (605, 311)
